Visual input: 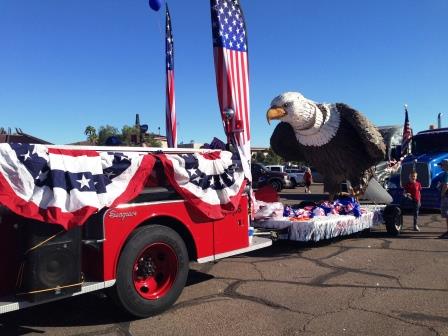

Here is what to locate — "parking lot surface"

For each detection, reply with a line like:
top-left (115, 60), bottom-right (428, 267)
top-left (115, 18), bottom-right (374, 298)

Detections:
top-left (1, 185), bottom-right (448, 336)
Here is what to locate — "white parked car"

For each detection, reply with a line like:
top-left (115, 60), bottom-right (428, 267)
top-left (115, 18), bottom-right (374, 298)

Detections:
top-left (265, 165), bottom-right (305, 187)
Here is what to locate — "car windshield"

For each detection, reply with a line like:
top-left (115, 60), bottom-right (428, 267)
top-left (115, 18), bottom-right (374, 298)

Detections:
top-left (253, 163), bottom-right (268, 171)
top-left (412, 133), bottom-right (448, 155)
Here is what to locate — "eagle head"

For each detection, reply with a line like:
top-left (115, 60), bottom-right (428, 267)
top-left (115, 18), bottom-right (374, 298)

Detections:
top-left (266, 92), bottom-right (318, 130)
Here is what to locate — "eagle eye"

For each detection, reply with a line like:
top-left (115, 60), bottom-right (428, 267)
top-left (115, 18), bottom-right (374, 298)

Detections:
top-left (283, 102), bottom-right (292, 108)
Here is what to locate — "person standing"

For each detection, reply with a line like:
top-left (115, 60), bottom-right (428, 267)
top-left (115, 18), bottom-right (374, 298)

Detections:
top-left (304, 168), bottom-right (313, 194)
top-left (403, 171), bottom-right (422, 231)
top-left (438, 159), bottom-right (448, 233)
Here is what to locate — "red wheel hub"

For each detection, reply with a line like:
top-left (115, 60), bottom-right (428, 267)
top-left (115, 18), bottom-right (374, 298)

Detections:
top-left (132, 242), bottom-right (178, 300)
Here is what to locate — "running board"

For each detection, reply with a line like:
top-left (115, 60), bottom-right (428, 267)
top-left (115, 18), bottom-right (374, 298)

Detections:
top-left (0, 280), bottom-right (116, 315)
top-left (196, 236), bottom-right (272, 263)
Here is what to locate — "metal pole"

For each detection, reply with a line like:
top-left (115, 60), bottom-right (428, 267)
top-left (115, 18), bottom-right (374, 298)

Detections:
top-left (438, 113), bottom-right (443, 128)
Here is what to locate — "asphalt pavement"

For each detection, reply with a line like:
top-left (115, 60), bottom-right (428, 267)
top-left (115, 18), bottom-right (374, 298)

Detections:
top-left (1, 184), bottom-right (448, 336)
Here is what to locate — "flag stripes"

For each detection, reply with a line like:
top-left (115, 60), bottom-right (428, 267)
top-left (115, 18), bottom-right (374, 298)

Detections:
top-left (166, 69), bottom-right (177, 147)
top-left (165, 4), bottom-right (177, 148)
top-left (210, 0), bottom-right (251, 181)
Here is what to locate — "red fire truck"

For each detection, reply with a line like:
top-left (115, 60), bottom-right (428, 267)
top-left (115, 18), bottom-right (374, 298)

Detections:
top-left (0, 145), bottom-right (271, 317)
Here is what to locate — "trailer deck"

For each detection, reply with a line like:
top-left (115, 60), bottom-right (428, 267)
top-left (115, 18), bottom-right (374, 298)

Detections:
top-left (254, 205), bottom-right (385, 242)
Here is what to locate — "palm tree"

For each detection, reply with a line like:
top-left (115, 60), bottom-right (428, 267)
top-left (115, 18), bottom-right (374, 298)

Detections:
top-left (84, 125), bottom-right (98, 144)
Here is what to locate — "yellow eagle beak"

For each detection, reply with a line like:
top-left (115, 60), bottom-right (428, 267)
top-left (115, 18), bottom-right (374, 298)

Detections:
top-left (266, 107), bottom-right (286, 125)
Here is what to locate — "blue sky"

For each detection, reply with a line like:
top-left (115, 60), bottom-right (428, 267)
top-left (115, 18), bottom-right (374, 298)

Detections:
top-left (1, 0), bottom-right (447, 146)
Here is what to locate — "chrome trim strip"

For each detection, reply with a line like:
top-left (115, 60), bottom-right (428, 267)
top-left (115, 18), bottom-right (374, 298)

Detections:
top-left (0, 280), bottom-right (116, 314)
top-left (115, 199), bottom-right (185, 209)
top-left (196, 237), bottom-right (272, 263)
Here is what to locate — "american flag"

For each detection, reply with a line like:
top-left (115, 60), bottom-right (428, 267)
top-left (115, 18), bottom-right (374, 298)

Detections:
top-left (401, 105), bottom-right (413, 156)
top-left (0, 144), bottom-right (155, 229)
top-left (165, 4), bottom-right (177, 148)
top-left (210, 0), bottom-right (251, 181)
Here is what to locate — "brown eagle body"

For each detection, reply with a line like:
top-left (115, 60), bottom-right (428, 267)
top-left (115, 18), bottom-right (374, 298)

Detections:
top-left (270, 103), bottom-right (386, 194)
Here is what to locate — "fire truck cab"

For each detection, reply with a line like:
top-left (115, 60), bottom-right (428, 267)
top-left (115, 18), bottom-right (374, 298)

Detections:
top-left (0, 147), bottom-right (271, 317)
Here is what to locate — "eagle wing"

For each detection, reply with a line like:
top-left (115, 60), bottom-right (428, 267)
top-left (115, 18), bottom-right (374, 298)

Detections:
top-left (337, 103), bottom-right (386, 163)
top-left (270, 121), bottom-right (306, 162)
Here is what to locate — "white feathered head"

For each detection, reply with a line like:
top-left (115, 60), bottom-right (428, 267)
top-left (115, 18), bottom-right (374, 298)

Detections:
top-left (266, 92), bottom-right (319, 130)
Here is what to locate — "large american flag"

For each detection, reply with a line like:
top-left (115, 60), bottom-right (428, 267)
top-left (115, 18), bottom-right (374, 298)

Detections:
top-left (401, 105), bottom-right (413, 156)
top-left (210, 0), bottom-right (251, 181)
top-left (165, 4), bottom-right (177, 148)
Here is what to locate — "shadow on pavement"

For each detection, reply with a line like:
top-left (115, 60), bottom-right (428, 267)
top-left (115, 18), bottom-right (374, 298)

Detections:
top-left (0, 269), bottom-right (214, 332)
top-left (186, 269), bottom-right (214, 286)
top-left (240, 230), bottom-right (375, 259)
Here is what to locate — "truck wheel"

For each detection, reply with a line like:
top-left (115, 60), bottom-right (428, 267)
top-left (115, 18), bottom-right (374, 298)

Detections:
top-left (112, 225), bottom-right (189, 318)
top-left (270, 179), bottom-right (282, 192)
top-left (383, 205), bottom-right (402, 236)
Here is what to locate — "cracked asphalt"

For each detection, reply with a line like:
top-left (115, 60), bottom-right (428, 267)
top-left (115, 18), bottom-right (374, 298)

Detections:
top-left (1, 185), bottom-right (448, 336)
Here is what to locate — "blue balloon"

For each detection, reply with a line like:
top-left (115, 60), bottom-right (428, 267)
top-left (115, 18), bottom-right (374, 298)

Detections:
top-left (148, 0), bottom-right (162, 11)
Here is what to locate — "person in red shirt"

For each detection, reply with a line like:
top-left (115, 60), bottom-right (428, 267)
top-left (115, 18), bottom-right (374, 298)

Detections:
top-left (403, 171), bottom-right (422, 231)
top-left (303, 168), bottom-right (313, 194)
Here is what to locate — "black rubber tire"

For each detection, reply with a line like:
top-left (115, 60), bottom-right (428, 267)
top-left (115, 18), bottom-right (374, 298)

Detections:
top-left (111, 225), bottom-right (189, 318)
top-left (383, 205), bottom-right (403, 236)
top-left (270, 179), bottom-right (283, 192)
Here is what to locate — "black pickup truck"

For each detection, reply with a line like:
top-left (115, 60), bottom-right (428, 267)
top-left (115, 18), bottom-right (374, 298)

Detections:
top-left (251, 162), bottom-right (292, 192)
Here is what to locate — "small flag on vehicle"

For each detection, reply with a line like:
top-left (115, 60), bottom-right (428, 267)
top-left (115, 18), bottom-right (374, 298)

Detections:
top-left (401, 104), bottom-right (413, 156)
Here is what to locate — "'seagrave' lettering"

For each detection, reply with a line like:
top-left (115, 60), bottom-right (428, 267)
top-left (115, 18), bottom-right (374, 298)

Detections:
top-left (108, 210), bottom-right (137, 220)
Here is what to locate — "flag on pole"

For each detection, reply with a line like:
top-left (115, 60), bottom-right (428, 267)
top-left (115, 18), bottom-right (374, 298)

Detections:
top-left (165, 4), bottom-right (177, 148)
top-left (401, 105), bottom-right (413, 156)
top-left (210, 0), bottom-right (251, 181)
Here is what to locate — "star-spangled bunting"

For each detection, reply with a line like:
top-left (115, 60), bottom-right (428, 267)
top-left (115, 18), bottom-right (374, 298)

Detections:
top-left (158, 150), bottom-right (246, 219)
top-left (0, 144), bottom-right (156, 229)
top-left (0, 144), bottom-right (247, 228)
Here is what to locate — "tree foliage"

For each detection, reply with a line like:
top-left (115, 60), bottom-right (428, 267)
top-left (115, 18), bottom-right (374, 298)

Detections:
top-left (120, 125), bottom-right (136, 146)
top-left (252, 148), bottom-right (304, 166)
top-left (84, 125), bottom-right (98, 144)
top-left (84, 124), bottom-right (162, 147)
top-left (252, 148), bottom-right (283, 165)
top-left (97, 125), bottom-right (120, 145)
top-left (145, 134), bottom-right (162, 147)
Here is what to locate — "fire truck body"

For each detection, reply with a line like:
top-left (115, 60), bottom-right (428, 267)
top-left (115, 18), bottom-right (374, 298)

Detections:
top-left (0, 147), bottom-right (271, 317)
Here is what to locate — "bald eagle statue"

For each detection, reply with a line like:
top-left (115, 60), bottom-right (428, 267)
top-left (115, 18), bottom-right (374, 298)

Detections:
top-left (267, 92), bottom-right (386, 197)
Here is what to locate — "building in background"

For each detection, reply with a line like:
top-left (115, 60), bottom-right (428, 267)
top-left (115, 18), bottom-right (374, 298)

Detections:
top-left (0, 128), bottom-right (52, 145)
top-left (177, 142), bottom-right (204, 149)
